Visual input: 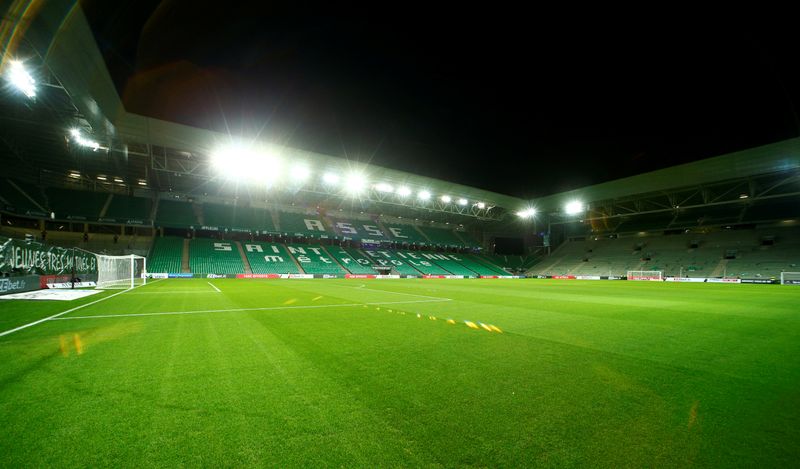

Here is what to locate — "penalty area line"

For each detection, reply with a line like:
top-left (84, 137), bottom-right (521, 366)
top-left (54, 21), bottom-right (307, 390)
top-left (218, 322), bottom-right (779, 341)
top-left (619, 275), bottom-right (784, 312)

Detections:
top-left (207, 282), bottom-right (221, 293)
top-left (50, 298), bottom-right (453, 321)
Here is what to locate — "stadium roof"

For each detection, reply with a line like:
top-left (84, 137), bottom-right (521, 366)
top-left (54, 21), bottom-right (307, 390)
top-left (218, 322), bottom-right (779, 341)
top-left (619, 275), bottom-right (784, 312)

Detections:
top-left (3, 1), bottom-right (525, 219)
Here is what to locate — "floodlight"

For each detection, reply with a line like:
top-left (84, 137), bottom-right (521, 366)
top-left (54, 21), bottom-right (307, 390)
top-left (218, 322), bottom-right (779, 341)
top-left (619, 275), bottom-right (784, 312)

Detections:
top-left (565, 200), bottom-right (584, 215)
top-left (440, 195), bottom-right (452, 203)
top-left (211, 143), bottom-right (280, 184)
top-left (68, 171), bottom-right (80, 179)
top-left (396, 186), bottom-right (412, 197)
top-left (8, 60), bottom-right (36, 98)
top-left (68, 129), bottom-right (100, 151)
top-left (289, 164), bottom-right (310, 182)
top-left (457, 198), bottom-right (468, 206)
top-left (345, 172), bottom-right (367, 194)
top-left (322, 172), bottom-right (340, 185)
top-left (113, 177), bottom-right (124, 183)
top-left (137, 180), bottom-right (147, 186)
top-left (96, 175), bottom-right (107, 181)
top-left (516, 208), bottom-right (537, 218)
top-left (418, 190), bottom-right (431, 200)
top-left (476, 202), bottom-right (486, 209)
top-left (375, 182), bottom-right (393, 193)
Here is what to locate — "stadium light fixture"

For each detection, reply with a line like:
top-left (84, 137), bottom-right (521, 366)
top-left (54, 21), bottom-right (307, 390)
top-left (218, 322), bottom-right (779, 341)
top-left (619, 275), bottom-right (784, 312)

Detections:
top-left (113, 177), bottom-right (124, 183)
top-left (211, 143), bottom-right (280, 184)
top-left (69, 128), bottom-right (100, 151)
top-left (565, 200), bottom-right (585, 215)
top-left (322, 172), bottom-right (340, 185)
top-left (396, 186), bottom-right (412, 197)
top-left (375, 182), bottom-right (394, 193)
top-left (96, 175), bottom-right (107, 181)
top-left (739, 193), bottom-right (749, 199)
top-left (7, 60), bottom-right (36, 98)
top-left (137, 180), bottom-right (147, 186)
top-left (289, 164), bottom-right (310, 183)
top-left (457, 198), bottom-right (468, 206)
top-left (516, 208), bottom-right (537, 218)
top-left (440, 195), bottom-right (452, 203)
top-left (476, 202), bottom-right (486, 209)
top-left (418, 190), bottom-right (431, 201)
top-left (68, 171), bottom-right (80, 179)
top-left (345, 172), bottom-right (367, 194)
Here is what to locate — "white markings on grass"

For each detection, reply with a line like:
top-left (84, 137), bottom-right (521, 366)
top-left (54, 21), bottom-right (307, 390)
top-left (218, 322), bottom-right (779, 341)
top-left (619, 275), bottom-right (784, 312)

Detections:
top-left (0, 280), bottom-right (160, 338)
top-left (207, 282), bottom-right (221, 293)
top-left (51, 298), bottom-right (452, 321)
top-left (342, 285), bottom-right (451, 301)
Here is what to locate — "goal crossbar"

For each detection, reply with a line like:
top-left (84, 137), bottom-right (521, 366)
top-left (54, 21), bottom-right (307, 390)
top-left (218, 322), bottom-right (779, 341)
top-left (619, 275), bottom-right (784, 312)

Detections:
top-left (627, 270), bottom-right (663, 281)
top-left (96, 254), bottom-right (147, 289)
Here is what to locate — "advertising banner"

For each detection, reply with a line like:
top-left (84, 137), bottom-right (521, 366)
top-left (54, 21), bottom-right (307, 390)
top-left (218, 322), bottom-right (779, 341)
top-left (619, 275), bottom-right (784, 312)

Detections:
top-left (0, 274), bottom-right (40, 295)
top-left (0, 238), bottom-right (97, 276)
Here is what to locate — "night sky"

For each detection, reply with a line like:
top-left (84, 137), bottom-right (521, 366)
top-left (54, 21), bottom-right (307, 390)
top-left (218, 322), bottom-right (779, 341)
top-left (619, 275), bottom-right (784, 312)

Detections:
top-left (83, 2), bottom-right (800, 199)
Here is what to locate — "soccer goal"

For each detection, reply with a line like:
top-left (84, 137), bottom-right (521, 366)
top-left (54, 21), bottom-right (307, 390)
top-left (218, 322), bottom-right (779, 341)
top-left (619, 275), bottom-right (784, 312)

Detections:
top-left (780, 272), bottom-right (800, 286)
top-left (627, 270), bottom-right (663, 281)
top-left (97, 254), bottom-right (147, 289)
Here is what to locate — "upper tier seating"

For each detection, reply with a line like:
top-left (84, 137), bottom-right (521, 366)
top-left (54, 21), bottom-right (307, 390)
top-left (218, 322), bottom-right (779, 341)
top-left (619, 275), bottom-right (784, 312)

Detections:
top-left (286, 244), bottom-right (347, 275)
top-left (156, 199), bottom-right (198, 227)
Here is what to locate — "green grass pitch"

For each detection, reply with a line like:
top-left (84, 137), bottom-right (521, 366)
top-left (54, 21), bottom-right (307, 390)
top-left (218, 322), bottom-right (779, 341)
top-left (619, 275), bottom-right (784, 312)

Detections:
top-left (1, 278), bottom-right (799, 467)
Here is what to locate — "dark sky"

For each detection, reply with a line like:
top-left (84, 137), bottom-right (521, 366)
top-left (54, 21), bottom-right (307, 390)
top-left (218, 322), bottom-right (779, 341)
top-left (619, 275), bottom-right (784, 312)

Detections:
top-left (82, 2), bottom-right (800, 199)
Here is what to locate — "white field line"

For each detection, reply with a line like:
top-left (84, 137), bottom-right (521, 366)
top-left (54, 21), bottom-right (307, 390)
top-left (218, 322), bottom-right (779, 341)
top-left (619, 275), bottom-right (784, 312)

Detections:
top-left (341, 285), bottom-right (451, 301)
top-left (50, 298), bottom-right (452, 321)
top-left (125, 291), bottom-right (222, 295)
top-left (0, 280), bottom-right (161, 338)
top-left (207, 282), bottom-right (222, 293)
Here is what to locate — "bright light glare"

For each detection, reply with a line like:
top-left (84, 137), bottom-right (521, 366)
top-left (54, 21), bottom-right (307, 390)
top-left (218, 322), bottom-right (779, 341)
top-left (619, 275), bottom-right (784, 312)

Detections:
top-left (476, 202), bottom-right (486, 209)
top-left (418, 190), bottom-right (431, 200)
top-left (375, 182), bottom-right (393, 193)
top-left (8, 60), bottom-right (36, 98)
top-left (565, 200), bottom-right (584, 215)
top-left (211, 143), bottom-right (280, 184)
top-left (323, 172), bottom-right (340, 185)
top-left (396, 186), bottom-right (412, 197)
top-left (69, 129), bottom-right (100, 151)
top-left (516, 208), bottom-right (537, 218)
top-left (457, 198), bottom-right (468, 206)
top-left (345, 172), bottom-right (367, 194)
top-left (289, 164), bottom-right (310, 182)
top-left (440, 195), bottom-right (452, 203)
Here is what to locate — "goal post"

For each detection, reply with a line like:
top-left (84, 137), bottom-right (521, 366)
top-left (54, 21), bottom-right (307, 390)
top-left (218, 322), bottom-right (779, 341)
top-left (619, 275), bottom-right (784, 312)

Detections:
top-left (780, 272), bottom-right (800, 285)
top-left (627, 270), bottom-right (663, 281)
top-left (96, 254), bottom-right (147, 289)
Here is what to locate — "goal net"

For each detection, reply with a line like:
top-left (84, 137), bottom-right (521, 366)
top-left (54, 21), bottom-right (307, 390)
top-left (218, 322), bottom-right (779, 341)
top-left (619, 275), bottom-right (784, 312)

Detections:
top-left (627, 270), bottom-right (663, 281)
top-left (97, 254), bottom-right (147, 289)
top-left (780, 272), bottom-right (800, 285)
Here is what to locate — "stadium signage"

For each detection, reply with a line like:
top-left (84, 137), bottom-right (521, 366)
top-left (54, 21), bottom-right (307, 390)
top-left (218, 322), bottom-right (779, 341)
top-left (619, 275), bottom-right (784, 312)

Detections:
top-left (149, 273), bottom-right (169, 279)
top-left (552, 275), bottom-right (577, 280)
top-left (665, 277), bottom-right (742, 283)
top-left (345, 274), bottom-right (375, 279)
top-left (206, 274), bottom-right (226, 279)
top-left (167, 273), bottom-right (193, 278)
top-left (741, 279), bottom-right (777, 284)
top-left (0, 238), bottom-right (97, 275)
top-left (46, 282), bottom-right (97, 288)
top-left (0, 275), bottom-right (38, 295)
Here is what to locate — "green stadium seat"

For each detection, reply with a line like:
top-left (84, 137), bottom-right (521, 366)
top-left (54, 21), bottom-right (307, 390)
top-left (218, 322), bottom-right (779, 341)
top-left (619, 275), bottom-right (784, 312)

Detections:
top-left (156, 199), bottom-right (198, 227)
top-left (382, 222), bottom-right (427, 244)
top-left (189, 238), bottom-right (244, 274)
top-left (286, 244), bottom-right (347, 275)
top-left (242, 242), bottom-right (302, 274)
top-left (359, 249), bottom-right (422, 275)
top-left (279, 212), bottom-right (333, 238)
top-left (417, 226), bottom-right (464, 247)
top-left (326, 247), bottom-right (379, 274)
top-left (148, 236), bottom-right (184, 273)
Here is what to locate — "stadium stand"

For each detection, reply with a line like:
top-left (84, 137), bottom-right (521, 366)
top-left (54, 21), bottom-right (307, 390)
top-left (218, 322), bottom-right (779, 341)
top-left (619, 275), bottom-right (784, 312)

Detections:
top-left (156, 199), bottom-right (198, 227)
top-left (454, 230), bottom-right (482, 249)
top-left (0, 179), bottom-right (47, 215)
top-left (232, 206), bottom-right (277, 233)
top-left (47, 187), bottom-right (109, 220)
top-left (279, 212), bottom-right (333, 238)
top-left (418, 226), bottom-right (464, 247)
top-left (530, 226), bottom-right (800, 278)
top-left (414, 252), bottom-right (478, 276)
top-left (148, 236), bottom-right (184, 273)
top-left (104, 194), bottom-right (152, 221)
top-left (326, 247), bottom-right (379, 274)
top-left (360, 249), bottom-right (423, 275)
top-left (286, 244), bottom-right (347, 274)
top-left (329, 216), bottom-right (391, 242)
top-left (242, 242), bottom-right (302, 274)
top-left (382, 222), bottom-right (428, 244)
top-left (466, 254), bottom-right (510, 275)
top-left (451, 254), bottom-right (508, 276)
top-left (394, 251), bottom-right (452, 275)
top-left (189, 238), bottom-right (245, 274)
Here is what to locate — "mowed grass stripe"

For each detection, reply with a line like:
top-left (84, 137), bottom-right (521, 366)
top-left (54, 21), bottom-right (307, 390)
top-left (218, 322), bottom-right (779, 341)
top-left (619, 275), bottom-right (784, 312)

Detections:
top-left (1, 278), bottom-right (799, 466)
